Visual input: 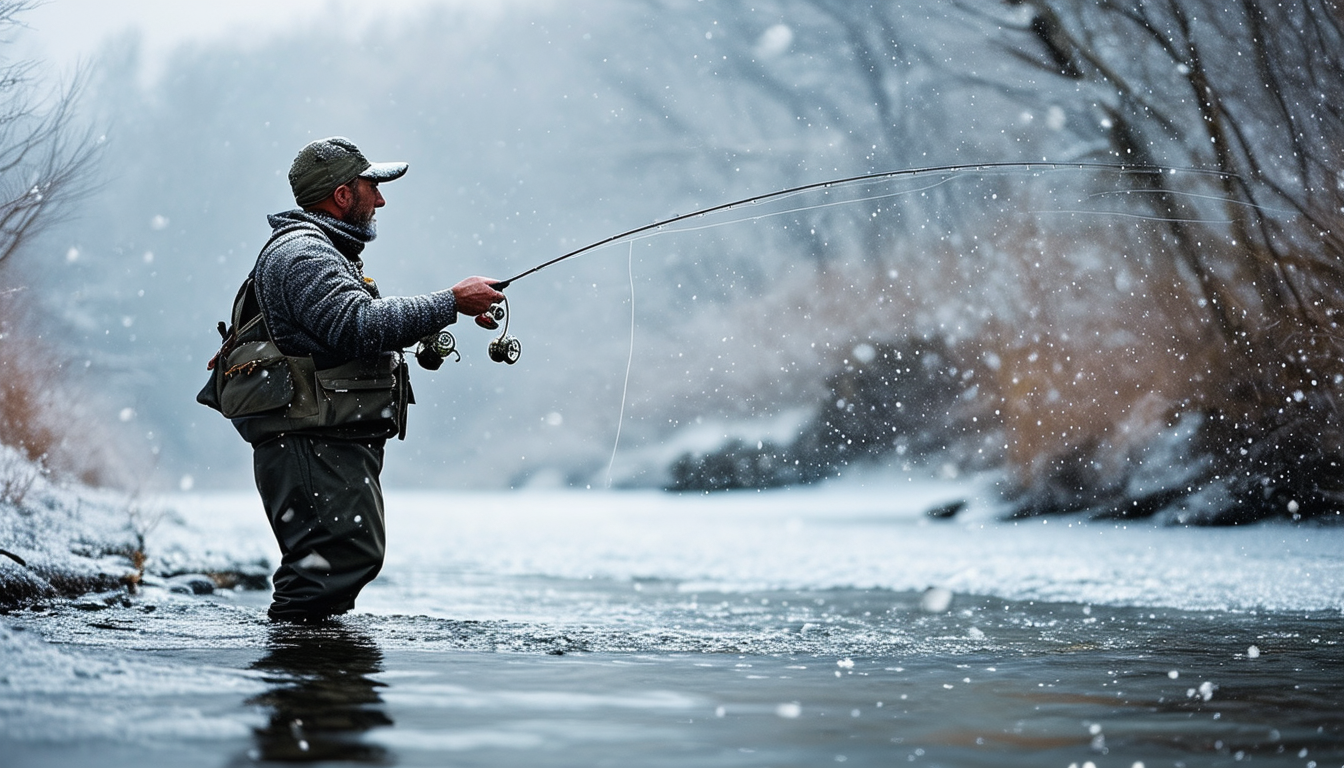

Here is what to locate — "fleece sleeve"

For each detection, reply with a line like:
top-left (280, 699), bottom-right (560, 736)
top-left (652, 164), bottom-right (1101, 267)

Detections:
top-left (265, 238), bottom-right (458, 358)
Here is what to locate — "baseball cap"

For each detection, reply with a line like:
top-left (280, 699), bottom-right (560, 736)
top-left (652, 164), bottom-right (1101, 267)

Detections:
top-left (288, 137), bottom-right (408, 208)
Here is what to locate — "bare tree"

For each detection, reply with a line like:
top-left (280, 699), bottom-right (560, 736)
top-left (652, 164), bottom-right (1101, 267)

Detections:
top-left (610, 1), bottom-right (1344, 519)
top-left (0, 0), bottom-right (99, 271)
top-left (0, 1), bottom-right (103, 480)
top-left (977, 0), bottom-right (1344, 519)
top-left (989, 0), bottom-right (1344, 339)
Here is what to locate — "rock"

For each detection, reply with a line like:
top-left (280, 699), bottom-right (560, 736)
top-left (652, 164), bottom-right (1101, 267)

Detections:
top-left (72, 590), bottom-right (132, 611)
top-left (203, 569), bottom-right (270, 591)
top-left (926, 500), bottom-right (966, 520)
top-left (0, 560), bottom-right (56, 608)
top-left (167, 573), bottom-right (216, 595)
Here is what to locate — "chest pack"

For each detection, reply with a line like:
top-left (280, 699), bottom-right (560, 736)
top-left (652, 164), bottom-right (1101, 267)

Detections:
top-left (196, 224), bottom-right (412, 443)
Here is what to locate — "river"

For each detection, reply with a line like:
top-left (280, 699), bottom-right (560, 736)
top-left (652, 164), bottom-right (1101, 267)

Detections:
top-left (2, 482), bottom-right (1342, 767)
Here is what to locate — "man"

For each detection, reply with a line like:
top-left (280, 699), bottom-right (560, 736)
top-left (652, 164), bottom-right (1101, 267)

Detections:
top-left (243, 136), bottom-right (502, 622)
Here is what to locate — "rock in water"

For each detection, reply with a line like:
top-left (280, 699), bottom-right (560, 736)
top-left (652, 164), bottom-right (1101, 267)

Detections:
top-left (920, 586), bottom-right (953, 613)
top-left (925, 500), bottom-right (966, 520)
top-left (167, 573), bottom-right (217, 595)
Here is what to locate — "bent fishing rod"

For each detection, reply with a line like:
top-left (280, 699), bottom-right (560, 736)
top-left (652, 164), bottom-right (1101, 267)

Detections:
top-left (416, 159), bottom-right (1233, 368)
top-left (492, 160), bottom-right (1234, 289)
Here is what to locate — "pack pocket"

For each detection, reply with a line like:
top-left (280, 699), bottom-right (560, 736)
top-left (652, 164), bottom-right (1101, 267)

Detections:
top-left (219, 341), bottom-right (295, 418)
top-left (315, 356), bottom-right (399, 430)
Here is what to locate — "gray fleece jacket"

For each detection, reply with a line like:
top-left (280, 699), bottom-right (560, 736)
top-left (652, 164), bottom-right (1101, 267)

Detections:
top-left (254, 210), bottom-right (457, 366)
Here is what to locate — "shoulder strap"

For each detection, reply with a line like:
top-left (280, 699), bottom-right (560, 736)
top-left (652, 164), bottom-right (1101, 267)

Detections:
top-left (211, 223), bottom-right (329, 372)
top-left (228, 277), bottom-right (256, 330)
top-left (243, 221), bottom-right (329, 342)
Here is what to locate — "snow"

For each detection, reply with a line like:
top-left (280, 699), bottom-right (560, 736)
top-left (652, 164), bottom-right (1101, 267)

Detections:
top-left (0, 447), bottom-right (270, 608)
top-left (0, 446), bottom-right (140, 603)
top-left (754, 24), bottom-right (794, 60)
top-left (152, 480), bottom-right (1344, 617)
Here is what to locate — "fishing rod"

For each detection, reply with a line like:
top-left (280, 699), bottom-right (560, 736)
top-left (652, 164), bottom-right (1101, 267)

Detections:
top-left (417, 160), bottom-right (1233, 367)
top-left (492, 160), bottom-right (1233, 290)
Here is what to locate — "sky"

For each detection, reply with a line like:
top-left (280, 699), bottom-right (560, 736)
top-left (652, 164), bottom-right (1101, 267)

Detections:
top-left (15, 0), bottom-right (457, 83)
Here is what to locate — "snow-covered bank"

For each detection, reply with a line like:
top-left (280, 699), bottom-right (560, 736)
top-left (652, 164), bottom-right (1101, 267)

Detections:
top-left (158, 480), bottom-right (1344, 618)
top-left (10, 466), bottom-right (1344, 616)
top-left (0, 447), bottom-right (267, 610)
top-left (0, 446), bottom-right (137, 608)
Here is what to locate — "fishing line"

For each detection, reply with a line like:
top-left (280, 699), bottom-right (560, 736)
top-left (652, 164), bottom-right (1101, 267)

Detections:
top-left (600, 175), bottom-right (966, 483)
top-left (658, 169), bottom-right (965, 232)
top-left (480, 161), bottom-right (1246, 470)
top-left (1086, 187), bottom-right (1291, 214)
top-left (1034, 209), bottom-right (1235, 225)
top-left (605, 240), bottom-right (637, 488)
top-left (492, 161), bottom-right (1237, 290)
top-left (629, 174), bottom-right (966, 240)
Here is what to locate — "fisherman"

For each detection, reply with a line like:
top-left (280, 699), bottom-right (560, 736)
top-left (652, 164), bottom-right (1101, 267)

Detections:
top-left (230, 136), bottom-right (503, 623)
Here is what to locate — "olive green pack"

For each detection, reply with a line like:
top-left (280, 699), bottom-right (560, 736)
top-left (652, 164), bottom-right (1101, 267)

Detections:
top-left (197, 225), bottom-right (411, 443)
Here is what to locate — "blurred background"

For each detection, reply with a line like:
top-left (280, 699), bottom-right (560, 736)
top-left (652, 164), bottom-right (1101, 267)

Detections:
top-left (2, 0), bottom-right (1341, 523)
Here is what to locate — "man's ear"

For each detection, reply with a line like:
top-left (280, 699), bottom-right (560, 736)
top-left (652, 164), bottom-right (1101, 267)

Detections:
top-left (332, 182), bottom-right (355, 212)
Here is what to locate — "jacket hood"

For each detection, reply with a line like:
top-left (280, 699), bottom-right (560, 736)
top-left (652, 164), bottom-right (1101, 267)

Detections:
top-left (266, 209), bottom-right (376, 260)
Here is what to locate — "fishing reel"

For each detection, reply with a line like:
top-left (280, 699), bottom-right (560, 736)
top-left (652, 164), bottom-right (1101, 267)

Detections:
top-left (413, 295), bottom-right (521, 368)
top-left (488, 334), bottom-right (522, 364)
top-left (414, 330), bottom-right (459, 370)
top-left (478, 297), bottom-right (521, 365)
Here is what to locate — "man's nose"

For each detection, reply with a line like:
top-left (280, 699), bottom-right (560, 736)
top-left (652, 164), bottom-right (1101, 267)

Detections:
top-left (374, 188), bottom-right (386, 207)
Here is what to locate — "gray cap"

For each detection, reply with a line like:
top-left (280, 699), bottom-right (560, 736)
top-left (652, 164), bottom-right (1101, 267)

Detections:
top-left (288, 137), bottom-right (408, 208)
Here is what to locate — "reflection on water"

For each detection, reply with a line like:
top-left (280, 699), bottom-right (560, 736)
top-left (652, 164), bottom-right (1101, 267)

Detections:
top-left (242, 623), bottom-right (394, 764)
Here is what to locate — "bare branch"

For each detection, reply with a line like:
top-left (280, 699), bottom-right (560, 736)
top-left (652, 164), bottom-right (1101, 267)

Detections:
top-left (0, 35), bottom-right (100, 271)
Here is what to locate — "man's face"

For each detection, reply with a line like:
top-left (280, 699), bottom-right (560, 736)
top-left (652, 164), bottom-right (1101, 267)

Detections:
top-left (341, 177), bottom-right (384, 227)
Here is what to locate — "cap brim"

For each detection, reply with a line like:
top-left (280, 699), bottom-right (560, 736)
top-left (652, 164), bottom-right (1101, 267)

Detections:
top-left (360, 161), bottom-right (409, 182)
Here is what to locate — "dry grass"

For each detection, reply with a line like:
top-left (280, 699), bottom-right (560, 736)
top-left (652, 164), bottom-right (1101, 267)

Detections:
top-left (645, 205), bottom-right (1244, 504)
top-left (0, 297), bottom-right (141, 490)
top-left (0, 444), bottom-right (39, 506)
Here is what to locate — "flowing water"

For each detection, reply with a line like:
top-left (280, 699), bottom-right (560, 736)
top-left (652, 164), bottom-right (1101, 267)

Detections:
top-left (2, 483), bottom-right (1342, 767)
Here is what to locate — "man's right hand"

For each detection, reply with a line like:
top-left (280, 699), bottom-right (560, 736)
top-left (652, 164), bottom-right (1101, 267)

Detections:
top-left (450, 276), bottom-right (505, 316)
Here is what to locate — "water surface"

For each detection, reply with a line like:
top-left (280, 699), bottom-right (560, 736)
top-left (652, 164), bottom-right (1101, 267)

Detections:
top-left (2, 486), bottom-right (1341, 766)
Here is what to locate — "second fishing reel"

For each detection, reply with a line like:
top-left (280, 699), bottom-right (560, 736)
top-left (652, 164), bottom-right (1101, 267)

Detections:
top-left (414, 295), bottom-right (521, 369)
top-left (476, 296), bottom-right (521, 365)
top-left (414, 330), bottom-right (458, 370)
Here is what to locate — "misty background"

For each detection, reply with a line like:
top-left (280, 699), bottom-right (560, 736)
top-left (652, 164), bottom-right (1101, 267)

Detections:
top-left (6, 0), bottom-right (1341, 515)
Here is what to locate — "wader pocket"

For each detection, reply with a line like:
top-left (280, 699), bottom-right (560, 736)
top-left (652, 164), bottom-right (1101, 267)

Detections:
top-left (219, 341), bottom-right (295, 418)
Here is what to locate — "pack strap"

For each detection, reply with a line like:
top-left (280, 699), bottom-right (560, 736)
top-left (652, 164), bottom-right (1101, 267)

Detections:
top-left (209, 223), bottom-right (325, 371)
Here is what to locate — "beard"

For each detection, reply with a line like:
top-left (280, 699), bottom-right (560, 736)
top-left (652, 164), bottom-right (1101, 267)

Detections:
top-left (342, 182), bottom-right (377, 229)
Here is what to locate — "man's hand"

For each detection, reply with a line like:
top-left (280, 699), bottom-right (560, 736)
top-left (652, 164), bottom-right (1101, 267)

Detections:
top-left (450, 276), bottom-right (505, 316)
